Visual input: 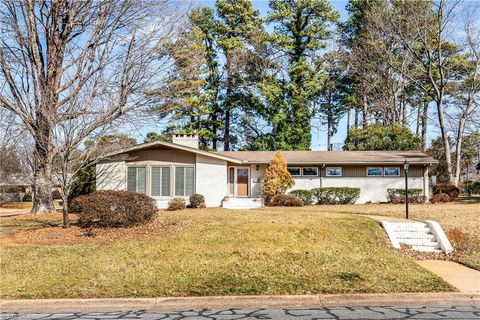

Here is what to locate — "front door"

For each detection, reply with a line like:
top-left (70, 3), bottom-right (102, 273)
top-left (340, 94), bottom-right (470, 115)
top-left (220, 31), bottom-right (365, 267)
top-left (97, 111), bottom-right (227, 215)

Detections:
top-left (236, 168), bottom-right (249, 197)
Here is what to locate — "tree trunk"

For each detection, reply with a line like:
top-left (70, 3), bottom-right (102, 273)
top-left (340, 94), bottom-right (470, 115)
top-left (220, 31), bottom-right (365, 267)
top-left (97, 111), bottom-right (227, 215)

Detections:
top-left (31, 125), bottom-right (55, 214)
top-left (62, 194), bottom-right (70, 228)
top-left (415, 105), bottom-right (421, 136)
top-left (436, 98), bottom-right (454, 183)
top-left (346, 108), bottom-right (351, 131)
top-left (224, 108), bottom-right (230, 151)
top-left (402, 93), bottom-right (407, 125)
top-left (362, 95), bottom-right (368, 127)
top-left (421, 100), bottom-right (428, 152)
top-left (327, 118), bottom-right (332, 151)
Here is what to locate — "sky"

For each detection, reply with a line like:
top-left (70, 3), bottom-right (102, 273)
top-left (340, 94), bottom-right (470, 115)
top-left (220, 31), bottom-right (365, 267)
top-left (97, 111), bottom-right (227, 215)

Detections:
top-left (133, 0), bottom-right (442, 150)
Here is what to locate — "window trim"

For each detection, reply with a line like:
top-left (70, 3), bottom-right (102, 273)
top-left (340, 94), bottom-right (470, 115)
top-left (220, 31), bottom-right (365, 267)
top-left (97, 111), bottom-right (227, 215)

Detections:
top-left (150, 165), bottom-right (172, 198)
top-left (126, 165), bottom-right (147, 193)
top-left (287, 167), bottom-right (302, 177)
top-left (302, 167), bottom-right (319, 177)
top-left (384, 166), bottom-right (400, 177)
top-left (325, 167), bottom-right (343, 177)
top-left (366, 167), bottom-right (384, 177)
top-left (174, 165), bottom-right (196, 197)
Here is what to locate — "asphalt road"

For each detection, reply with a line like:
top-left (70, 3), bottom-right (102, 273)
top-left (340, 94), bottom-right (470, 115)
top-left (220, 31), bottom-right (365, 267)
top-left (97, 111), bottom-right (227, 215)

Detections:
top-left (2, 305), bottom-right (480, 320)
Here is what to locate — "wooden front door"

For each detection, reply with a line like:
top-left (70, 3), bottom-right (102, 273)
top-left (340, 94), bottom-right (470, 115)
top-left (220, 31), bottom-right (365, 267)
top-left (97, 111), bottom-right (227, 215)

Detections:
top-left (236, 168), bottom-right (249, 197)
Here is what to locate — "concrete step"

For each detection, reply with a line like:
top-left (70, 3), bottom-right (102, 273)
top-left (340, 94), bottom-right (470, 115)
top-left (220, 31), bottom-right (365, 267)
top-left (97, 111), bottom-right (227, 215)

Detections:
top-left (390, 223), bottom-right (429, 232)
top-left (222, 198), bottom-right (262, 209)
top-left (399, 239), bottom-right (439, 246)
top-left (411, 245), bottom-right (442, 253)
top-left (395, 232), bottom-right (435, 240)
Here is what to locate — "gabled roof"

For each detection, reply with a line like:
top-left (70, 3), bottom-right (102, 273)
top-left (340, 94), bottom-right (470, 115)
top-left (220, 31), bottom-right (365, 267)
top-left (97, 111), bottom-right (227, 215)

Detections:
top-left (100, 140), bottom-right (243, 164)
top-left (216, 150), bottom-right (438, 165)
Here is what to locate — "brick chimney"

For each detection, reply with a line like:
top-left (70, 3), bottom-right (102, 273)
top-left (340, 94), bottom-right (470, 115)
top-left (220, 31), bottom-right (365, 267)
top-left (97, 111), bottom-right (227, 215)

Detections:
top-left (172, 133), bottom-right (199, 149)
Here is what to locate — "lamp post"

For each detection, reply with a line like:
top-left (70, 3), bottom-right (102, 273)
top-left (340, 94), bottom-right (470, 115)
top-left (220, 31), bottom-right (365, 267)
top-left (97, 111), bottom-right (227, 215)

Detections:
top-left (404, 159), bottom-right (409, 220)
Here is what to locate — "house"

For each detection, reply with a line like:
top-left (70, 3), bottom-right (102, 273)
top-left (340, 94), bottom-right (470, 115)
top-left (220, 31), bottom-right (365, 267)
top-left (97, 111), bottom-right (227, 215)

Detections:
top-left (96, 134), bottom-right (438, 208)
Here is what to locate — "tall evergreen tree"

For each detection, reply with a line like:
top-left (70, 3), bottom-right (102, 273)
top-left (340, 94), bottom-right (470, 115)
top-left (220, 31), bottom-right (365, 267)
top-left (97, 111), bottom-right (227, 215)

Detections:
top-left (264, 0), bottom-right (338, 150)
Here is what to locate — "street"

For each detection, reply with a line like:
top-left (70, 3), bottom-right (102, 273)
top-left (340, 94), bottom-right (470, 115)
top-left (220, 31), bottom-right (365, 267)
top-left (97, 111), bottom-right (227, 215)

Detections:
top-left (2, 305), bottom-right (480, 319)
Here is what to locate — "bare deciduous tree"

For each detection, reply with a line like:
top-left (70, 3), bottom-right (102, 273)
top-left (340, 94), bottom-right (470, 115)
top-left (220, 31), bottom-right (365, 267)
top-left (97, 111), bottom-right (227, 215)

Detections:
top-left (0, 0), bottom-right (183, 213)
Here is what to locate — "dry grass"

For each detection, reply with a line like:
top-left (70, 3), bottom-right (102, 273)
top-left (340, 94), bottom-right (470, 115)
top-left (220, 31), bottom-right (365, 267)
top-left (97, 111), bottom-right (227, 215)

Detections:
top-left (0, 207), bottom-right (454, 299)
top-left (284, 203), bottom-right (480, 270)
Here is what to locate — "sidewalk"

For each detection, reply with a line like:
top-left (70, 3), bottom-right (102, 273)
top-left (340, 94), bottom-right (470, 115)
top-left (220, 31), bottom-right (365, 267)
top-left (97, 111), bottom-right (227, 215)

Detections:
top-left (1, 293), bottom-right (479, 312)
top-left (417, 260), bottom-right (480, 293)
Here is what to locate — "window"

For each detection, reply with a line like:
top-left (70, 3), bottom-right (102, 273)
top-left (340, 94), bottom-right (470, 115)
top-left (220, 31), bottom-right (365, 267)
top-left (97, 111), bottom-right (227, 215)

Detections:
top-left (175, 166), bottom-right (195, 197)
top-left (384, 167), bottom-right (400, 176)
top-left (302, 167), bottom-right (318, 176)
top-left (367, 167), bottom-right (383, 176)
top-left (127, 166), bottom-right (146, 193)
top-left (151, 167), bottom-right (171, 197)
top-left (287, 167), bottom-right (301, 176)
top-left (228, 167), bottom-right (235, 195)
top-left (326, 167), bottom-right (342, 177)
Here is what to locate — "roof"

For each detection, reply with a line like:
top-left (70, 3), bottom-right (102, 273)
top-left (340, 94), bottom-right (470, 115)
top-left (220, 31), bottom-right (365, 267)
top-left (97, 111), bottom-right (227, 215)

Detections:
top-left (100, 140), bottom-right (243, 164)
top-left (101, 141), bottom-right (437, 165)
top-left (215, 151), bottom-right (438, 165)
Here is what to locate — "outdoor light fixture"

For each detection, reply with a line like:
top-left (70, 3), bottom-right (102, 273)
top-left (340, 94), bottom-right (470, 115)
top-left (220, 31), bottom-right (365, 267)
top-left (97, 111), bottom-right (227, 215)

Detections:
top-left (256, 165), bottom-right (259, 171)
top-left (404, 159), bottom-right (409, 220)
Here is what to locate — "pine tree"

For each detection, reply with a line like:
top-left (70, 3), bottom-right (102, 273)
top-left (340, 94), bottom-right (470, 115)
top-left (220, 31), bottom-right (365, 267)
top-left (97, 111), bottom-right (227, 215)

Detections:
top-left (264, 0), bottom-right (338, 150)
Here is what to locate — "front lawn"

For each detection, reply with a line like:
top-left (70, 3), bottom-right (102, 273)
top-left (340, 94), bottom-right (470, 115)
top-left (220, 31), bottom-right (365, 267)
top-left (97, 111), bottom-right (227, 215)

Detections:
top-left (307, 203), bottom-right (480, 270)
top-left (0, 207), bottom-right (454, 299)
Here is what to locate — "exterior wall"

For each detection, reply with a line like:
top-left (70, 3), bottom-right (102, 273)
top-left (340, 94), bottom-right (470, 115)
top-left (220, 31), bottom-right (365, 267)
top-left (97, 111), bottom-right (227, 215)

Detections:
top-left (196, 154), bottom-right (228, 207)
top-left (321, 177), bottom-right (424, 204)
top-left (250, 164), bottom-right (266, 197)
top-left (96, 161), bottom-right (126, 191)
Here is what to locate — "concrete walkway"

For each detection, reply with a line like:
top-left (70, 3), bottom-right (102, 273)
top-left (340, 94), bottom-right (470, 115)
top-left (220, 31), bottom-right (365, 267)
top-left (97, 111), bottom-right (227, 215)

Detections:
top-left (0, 208), bottom-right (29, 217)
top-left (362, 214), bottom-right (410, 223)
top-left (417, 260), bottom-right (480, 293)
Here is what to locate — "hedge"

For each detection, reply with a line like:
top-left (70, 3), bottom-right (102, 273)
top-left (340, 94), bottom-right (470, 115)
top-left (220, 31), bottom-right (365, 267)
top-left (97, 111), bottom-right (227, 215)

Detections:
top-left (311, 187), bottom-right (360, 205)
top-left (269, 194), bottom-right (304, 207)
top-left (433, 183), bottom-right (460, 199)
top-left (386, 188), bottom-right (424, 203)
top-left (289, 190), bottom-right (313, 205)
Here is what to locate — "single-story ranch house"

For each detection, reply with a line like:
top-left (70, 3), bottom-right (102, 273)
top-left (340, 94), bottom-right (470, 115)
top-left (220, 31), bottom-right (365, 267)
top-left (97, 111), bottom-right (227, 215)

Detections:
top-left (96, 134), bottom-right (438, 208)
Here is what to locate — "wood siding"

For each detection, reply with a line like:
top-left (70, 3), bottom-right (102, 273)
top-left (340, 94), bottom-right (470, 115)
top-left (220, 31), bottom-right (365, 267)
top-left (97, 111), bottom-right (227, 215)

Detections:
top-left (125, 149), bottom-right (195, 164)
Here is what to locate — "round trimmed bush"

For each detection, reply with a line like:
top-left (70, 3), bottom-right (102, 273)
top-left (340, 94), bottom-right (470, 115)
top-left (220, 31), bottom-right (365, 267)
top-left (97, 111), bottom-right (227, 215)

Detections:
top-left (430, 193), bottom-right (451, 203)
top-left (289, 190), bottom-right (313, 205)
top-left (71, 190), bottom-right (157, 228)
top-left (167, 197), bottom-right (186, 211)
top-left (269, 194), bottom-right (303, 207)
top-left (433, 183), bottom-right (460, 199)
top-left (189, 194), bottom-right (205, 208)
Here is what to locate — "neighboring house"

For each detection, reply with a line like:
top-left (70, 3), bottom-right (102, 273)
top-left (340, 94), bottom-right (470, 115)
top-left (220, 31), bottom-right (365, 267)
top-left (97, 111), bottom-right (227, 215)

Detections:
top-left (96, 134), bottom-right (438, 208)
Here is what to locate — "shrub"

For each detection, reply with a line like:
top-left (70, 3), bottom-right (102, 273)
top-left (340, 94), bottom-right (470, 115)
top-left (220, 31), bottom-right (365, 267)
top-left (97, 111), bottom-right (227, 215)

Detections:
top-left (269, 194), bottom-right (303, 207)
top-left (433, 183), bottom-right (460, 199)
top-left (71, 190), bottom-right (157, 228)
top-left (386, 188), bottom-right (425, 204)
top-left (430, 193), bottom-right (451, 203)
top-left (463, 181), bottom-right (480, 195)
top-left (289, 190), bottom-right (313, 205)
top-left (189, 194), bottom-right (205, 208)
top-left (311, 187), bottom-right (360, 205)
top-left (167, 197), bottom-right (186, 211)
top-left (263, 152), bottom-right (294, 201)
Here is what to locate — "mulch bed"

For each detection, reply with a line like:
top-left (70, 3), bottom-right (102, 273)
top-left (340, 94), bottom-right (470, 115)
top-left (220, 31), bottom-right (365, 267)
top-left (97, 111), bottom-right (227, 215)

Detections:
top-left (1, 212), bottom-right (190, 246)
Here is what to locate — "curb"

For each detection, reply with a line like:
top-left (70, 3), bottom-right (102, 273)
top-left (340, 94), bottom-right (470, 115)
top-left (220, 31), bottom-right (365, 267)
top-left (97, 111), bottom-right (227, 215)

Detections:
top-left (1, 293), bottom-right (479, 312)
